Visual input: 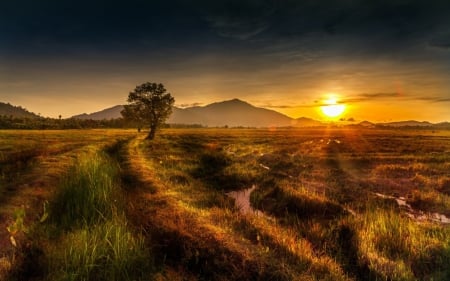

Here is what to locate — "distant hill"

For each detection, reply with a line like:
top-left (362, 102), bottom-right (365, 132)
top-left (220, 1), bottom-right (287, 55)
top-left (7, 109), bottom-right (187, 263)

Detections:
top-left (359, 121), bottom-right (376, 128)
top-left (71, 99), bottom-right (321, 127)
top-left (69, 99), bottom-right (449, 128)
top-left (3, 100), bottom-right (448, 129)
top-left (292, 117), bottom-right (323, 127)
top-left (72, 105), bottom-right (124, 120)
top-left (378, 120), bottom-right (433, 127)
top-left (0, 102), bottom-right (40, 118)
top-left (171, 99), bottom-right (294, 127)
top-left (433, 122), bottom-right (450, 129)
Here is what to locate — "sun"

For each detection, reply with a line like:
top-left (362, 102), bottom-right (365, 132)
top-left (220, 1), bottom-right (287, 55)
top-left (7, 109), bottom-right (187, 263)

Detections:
top-left (320, 96), bottom-right (346, 118)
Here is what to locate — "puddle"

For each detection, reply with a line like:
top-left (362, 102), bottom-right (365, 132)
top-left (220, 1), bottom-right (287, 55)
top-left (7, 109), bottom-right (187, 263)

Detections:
top-left (259, 163), bottom-right (270, 170)
top-left (344, 206), bottom-right (357, 216)
top-left (374, 192), bottom-right (450, 224)
top-left (226, 185), bottom-right (265, 216)
top-left (429, 213), bottom-right (450, 223)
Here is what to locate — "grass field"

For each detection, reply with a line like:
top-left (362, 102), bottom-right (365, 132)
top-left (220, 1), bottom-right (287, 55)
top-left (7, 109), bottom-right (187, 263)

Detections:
top-left (1, 128), bottom-right (449, 280)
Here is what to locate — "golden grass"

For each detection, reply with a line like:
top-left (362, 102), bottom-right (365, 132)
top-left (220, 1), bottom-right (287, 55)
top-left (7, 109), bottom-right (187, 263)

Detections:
top-left (1, 128), bottom-right (450, 280)
top-left (122, 134), bottom-right (352, 280)
top-left (355, 207), bottom-right (450, 280)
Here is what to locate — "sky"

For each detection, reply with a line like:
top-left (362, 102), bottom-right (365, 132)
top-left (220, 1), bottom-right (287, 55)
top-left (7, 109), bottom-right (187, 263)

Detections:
top-left (1, 0), bottom-right (450, 122)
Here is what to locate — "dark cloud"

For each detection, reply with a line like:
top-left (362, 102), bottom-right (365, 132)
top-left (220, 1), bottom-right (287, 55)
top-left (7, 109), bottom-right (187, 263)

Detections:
top-left (343, 93), bottom-right (450, 104)
top-left (177, 102), bottom-right (205, 108)
top-left (343, 93), bottom-right (401, 103)
top-left (415, 96), bottom-right (450, 103)
top-left (359, 93), bottom-right (401, 99)
top-left (2, 0), bottom-right (450, 60)
top-left (1, 0), bottom-right (450, 121)
top-left (429, 32), bottom-right (450, 49)
top-left (264, 92), bottom-right (450, 111)
top-left (241, 0), bottom-right (450, 55)
top-left (201, 0), bottom-right (275, 40)
top-left (0, 0), bottom-right (208, 56)
top-left (262, 103), bottom-right (317, 109)
top-left (263, 104), bottom-right (296, 109)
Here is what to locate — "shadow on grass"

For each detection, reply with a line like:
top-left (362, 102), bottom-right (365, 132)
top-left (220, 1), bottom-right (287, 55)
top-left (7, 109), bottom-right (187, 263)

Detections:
top-left (174, 135), bottom-right (208, 154)
top-left (251, 183), bottom-right (344, 220)
top-left (229, 216), bottom-right (333, 279)
top-left (333, 223), bottom-right (384, 281)
top-left (105, 137), bottom-right (157, 194)
top-left (140, 208), bottom-right (295, 281)
top-left (7, 242), bottom-right (47, 281)
top-left (0, 149), bottom-right (42, 204)
top-left (191, 151), bottom-right (251, 191)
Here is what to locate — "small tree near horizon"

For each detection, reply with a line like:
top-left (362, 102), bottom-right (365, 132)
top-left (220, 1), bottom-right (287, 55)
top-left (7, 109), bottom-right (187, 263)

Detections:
top-left (121, 82), bottom-right (175, 140)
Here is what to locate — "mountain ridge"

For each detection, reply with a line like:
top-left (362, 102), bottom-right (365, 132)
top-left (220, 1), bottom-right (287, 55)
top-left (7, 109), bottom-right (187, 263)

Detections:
top-left (72, 105), bottom-right (124, 120)
top-left (1, 99), bottom-right (447, 128)
top-left (72, 99), bottom-right (319, 127)
top-left (378, 120), bottom-right (433, 127)
top-left (0, 102), bottom-right (40, 118)
top-left (69, 99), bottom-right (448, 128)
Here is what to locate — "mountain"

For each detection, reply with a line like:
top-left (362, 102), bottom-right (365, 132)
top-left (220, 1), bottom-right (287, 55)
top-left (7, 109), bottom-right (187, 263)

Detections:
top-left (3, 100), bottom-right (448, 127)
top-left (433, 122), bottom-right (450, 129)
top-left (72, 105), bottom-right (124, 120)
top-left (0, 102), bottom-right (40, 118)
top-left (71, 99), bottom-right (302, 127)
top-left (378, 120), bottom-right (433, 127)
top-left (69, 99), bottom-right (446, 128)
top-left (359, 121), bottom-right (376, 128)
top-left (292, 117), bottom-right (323, 127)
top-left (170, 99), bottom-right (294, 127)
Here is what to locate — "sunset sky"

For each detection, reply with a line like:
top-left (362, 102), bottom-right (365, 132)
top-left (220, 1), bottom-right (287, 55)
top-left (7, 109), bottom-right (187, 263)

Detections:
top-left (1, 0), bottom-right (450, 122)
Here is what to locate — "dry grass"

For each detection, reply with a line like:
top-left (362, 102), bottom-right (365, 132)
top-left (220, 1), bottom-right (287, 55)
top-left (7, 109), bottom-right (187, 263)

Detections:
top-left (1, 128), bottom-right (450, 280)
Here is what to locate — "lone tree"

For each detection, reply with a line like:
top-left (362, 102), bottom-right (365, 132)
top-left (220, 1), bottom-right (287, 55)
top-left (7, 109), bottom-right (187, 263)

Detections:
top-left (122, 82), bottom-right (175, 140)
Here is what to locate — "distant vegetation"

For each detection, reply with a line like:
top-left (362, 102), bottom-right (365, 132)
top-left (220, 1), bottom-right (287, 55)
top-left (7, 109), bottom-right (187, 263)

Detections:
top-left (0, 101), bottom-right (129, 129)
top-left (0, 115), bottom-right (129, 129)
top-left (2, 99), bottom-right (450, 130)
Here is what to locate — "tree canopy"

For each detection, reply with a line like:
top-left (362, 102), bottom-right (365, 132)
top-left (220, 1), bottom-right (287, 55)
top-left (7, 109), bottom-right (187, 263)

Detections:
top-left (122, 82), bottom-right (175, 139)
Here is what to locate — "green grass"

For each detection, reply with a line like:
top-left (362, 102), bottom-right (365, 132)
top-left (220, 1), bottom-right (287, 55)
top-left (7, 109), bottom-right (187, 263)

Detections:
top-left (47, 217), bottom-right (149, 281)
top-left (44, 148), bottom-right (152, 281)
top-left (2, 128), bottom-right (450, 280)
top-left (129, 128), bottom-right (450, 280)
top-left (355, 207), bottom-right (450, 280)
top-left (127, 131), bottom-right (352, 280)
top-left (50, 150), bottom-right (120, 228)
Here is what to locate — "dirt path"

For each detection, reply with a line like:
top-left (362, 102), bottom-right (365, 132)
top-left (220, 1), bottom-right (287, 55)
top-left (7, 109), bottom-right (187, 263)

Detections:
top-left (116, 136), bottom-right (351, 281)
top-left (116, 137), bottom-right (270, 280)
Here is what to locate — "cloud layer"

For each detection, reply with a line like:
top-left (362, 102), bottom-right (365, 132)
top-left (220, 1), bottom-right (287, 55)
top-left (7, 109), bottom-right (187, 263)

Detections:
top-left (1, 0), bottom-right (449, 121)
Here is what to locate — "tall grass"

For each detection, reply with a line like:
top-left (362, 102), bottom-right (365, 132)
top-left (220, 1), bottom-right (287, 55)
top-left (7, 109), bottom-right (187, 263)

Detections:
top-left (48, 217), bottom-right (149, 281)
top-left (8, 128), bottom-right (446, 280)
top-left (46, 149), bottom-right (152, 281)
top-left (51, 152), bottom-right (119, 228)
top-left (355, 207), bottom-right (450, 280)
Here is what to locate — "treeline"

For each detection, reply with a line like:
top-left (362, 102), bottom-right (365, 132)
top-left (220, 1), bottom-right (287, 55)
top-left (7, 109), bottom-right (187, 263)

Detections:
top-left (0, 115), bottom-right (209, 129)
top-left (0, 115), bottom-right (129, 129)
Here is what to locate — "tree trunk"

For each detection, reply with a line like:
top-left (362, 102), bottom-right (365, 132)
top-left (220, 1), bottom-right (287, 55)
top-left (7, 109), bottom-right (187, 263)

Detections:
top-left (146, 126), bottom-right (156, 140)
